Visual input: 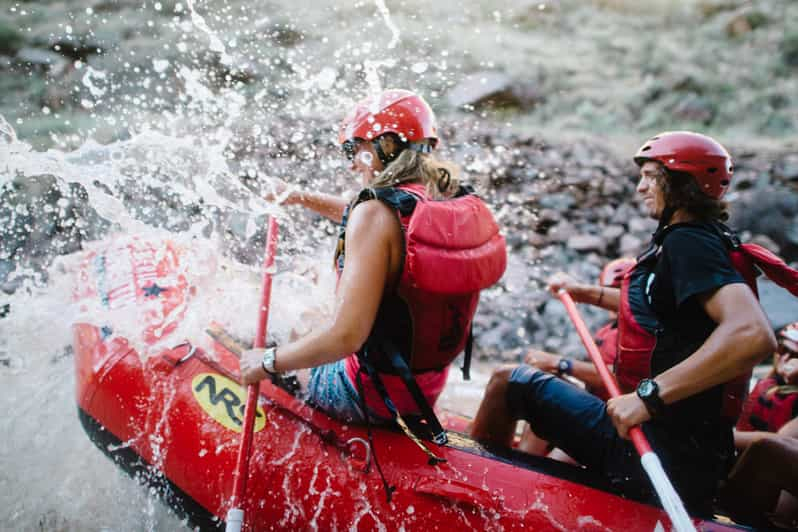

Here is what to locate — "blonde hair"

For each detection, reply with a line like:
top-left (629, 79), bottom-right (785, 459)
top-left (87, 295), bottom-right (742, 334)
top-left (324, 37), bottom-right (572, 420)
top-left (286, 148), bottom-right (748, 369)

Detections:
top-left (369, 143), bottom-right (461, 199)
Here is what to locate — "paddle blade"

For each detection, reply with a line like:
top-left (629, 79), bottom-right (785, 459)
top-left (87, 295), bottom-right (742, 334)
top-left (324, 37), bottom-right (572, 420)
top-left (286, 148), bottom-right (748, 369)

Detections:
top-left (641, 452), bottom-right (697, 532)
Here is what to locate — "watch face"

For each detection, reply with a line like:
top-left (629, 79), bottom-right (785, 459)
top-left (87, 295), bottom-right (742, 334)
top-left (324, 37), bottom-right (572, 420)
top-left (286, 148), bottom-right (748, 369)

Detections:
top-left (558, 360), bottom-right (568, 371)
top-left (638, 379), bottom-right (654, 397)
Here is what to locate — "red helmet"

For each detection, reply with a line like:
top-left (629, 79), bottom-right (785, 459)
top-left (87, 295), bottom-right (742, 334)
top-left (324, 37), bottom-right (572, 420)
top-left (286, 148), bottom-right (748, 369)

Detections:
top-left (338, 89), bottom-right (437, 146)
top-left (633, 131), bottom-right (734, 200)
top-left (599, 257), bottom-right (636, 288)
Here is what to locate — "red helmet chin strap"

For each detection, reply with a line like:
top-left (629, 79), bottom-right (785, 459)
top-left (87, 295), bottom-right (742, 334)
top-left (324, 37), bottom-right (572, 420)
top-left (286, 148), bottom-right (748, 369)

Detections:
top-left (372, 136), bottom-right (433, 166)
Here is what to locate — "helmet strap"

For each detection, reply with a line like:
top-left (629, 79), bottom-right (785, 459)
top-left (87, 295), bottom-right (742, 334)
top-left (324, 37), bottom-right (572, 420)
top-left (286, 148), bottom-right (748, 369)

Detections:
top-left (373, 135), bottom-right (404, 166)
top-left (373, 135), bottom-right (432, 166)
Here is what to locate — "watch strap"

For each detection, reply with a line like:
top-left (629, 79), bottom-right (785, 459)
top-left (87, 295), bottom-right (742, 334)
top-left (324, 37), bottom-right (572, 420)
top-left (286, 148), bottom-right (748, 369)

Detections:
top-left (261, 347), bottom-right (277, 374)
top-left (636, 378), bottom-right (665, 417)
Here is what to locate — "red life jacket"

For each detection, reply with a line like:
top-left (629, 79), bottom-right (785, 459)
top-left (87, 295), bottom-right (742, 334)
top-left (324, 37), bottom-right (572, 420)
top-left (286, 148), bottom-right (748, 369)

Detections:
top-left (335, 183), bottom-right (505, 446)
top-left (615, 222), bottom-right (798, 423)
top-left (337, 183), bottom-right (506, 374)
top-left (736, 375), bottom-right (798, 433)
top-left (592, 322), bottom-right (620, 401)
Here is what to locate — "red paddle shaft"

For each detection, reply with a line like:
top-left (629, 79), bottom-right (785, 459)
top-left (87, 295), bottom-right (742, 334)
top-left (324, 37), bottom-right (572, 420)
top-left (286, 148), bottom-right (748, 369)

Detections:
top-left (556, 289), bottom-right (651, 452)
top-left (229, 216), bottom-right (279, 523)
top-left (557, 289), bottom-right (696, 532)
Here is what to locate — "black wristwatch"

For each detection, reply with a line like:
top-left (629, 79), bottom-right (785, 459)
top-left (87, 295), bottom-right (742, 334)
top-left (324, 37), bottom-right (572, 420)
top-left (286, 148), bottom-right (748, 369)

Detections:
top-left (636, 378), bottom-right (665, 418)
top-left (557, 357), bottom-right (573, 376)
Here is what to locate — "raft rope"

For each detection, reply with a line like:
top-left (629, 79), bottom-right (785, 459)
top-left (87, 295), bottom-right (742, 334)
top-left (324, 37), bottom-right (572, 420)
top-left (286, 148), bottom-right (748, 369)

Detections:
top-left (354, 368), bottom-right (397, 503)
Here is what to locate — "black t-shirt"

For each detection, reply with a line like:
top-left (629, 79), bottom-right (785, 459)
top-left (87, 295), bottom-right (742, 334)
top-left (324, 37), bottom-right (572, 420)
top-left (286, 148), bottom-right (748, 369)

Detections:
top-left (628, 223), bottom-right (745, 464)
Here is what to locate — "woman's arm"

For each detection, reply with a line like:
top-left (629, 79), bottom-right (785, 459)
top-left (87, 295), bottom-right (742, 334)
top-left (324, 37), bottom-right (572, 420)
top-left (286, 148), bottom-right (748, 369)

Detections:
top-left (263, 177), bottom-right (349, 223)
top-left (239, 200), bottom-right (401, 382)
top-left (289, 190), bottom-right (349, 224)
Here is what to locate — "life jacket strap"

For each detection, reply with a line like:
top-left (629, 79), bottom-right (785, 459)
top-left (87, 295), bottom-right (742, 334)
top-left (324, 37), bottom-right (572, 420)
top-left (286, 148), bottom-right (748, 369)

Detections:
top-left (353, 367), bottom-right (396, 503)
top-left (357, 350), bottom-right (447, 462)
top-left (383, 346), bottom-right (449, 445)
top-left (461, 325), bottom-right (473, 381)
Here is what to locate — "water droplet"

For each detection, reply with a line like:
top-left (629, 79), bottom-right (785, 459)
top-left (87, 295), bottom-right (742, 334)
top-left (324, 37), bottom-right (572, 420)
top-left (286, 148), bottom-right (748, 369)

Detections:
top-left (358, 152), bottom-right (373, 166)
top-left (411, 62), bottom-right (428, 74)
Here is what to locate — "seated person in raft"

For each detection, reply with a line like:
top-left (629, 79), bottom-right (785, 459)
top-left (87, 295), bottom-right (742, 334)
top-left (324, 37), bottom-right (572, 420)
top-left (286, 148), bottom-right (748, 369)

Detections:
top-left (517, 257), bottom-right (635, 458)
top-left (238, 89), bottom-right (506, 431)
top-left (718, 322), bottom-right (798, 529)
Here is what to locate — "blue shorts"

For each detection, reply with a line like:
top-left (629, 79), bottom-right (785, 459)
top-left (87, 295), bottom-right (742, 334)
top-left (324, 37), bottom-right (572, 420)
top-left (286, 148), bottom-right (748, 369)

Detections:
top-left (506, 365), bottom-right (729, 515)
top-left (306, 360), bottom-right (393, 425)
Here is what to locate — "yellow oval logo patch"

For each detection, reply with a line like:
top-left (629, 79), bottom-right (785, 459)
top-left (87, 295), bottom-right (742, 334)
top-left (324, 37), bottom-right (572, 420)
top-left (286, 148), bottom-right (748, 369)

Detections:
top-left (191, 373), bottom-right (266, 433)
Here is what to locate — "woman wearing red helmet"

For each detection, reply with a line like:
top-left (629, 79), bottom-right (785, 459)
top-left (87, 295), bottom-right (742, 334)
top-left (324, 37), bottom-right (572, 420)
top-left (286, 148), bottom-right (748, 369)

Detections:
top-left (239, 90), bottom-right (505, 440)
top-left (471, 131), bottom-right (776, 514)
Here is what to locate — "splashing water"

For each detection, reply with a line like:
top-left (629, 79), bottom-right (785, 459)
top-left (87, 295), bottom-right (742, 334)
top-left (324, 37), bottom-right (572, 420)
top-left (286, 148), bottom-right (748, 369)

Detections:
top-left (0, 2), bottom-right (500, 530)
top-left (184, 0), bottom-right (232, 65)
top-left (374, 0), bottom-right (401, 50)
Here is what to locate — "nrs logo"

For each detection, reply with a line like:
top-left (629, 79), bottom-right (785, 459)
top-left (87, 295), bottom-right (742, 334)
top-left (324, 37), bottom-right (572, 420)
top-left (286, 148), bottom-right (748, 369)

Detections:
top-left (191, 373), bottom-right (266, 433)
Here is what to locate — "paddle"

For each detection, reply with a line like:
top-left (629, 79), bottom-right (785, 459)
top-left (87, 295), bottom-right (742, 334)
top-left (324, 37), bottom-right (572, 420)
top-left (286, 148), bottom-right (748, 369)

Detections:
top-left (556, 289), bottom-right (697, 532)
top-left (225, 216), bottom-right (279, 532)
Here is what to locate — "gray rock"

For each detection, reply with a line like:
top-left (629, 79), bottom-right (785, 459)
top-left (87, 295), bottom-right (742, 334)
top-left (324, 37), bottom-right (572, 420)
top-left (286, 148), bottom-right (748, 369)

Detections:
top-left (759, 278), bottom-right (798, 330)
top-left (537, 208), bottom-right (561, 224)
top-left (254, 21), bottom-right (305, 47)
top-left (611, 204), bottom-right (638, 225)
top-left (601, 224), bottom-right (625, 243)
top-left (724, 7), bottom-right (768, 38)
top-left (547, 220), bottom-right (576, 243)
top-left (628, 216), bottom-right (655, 234)
top-left (749, 234), bottom-right (781, 253)
top-left (671, 93), bottom-right (715, 124)
top-left (567, 234), bottom-right (606, 253)
top-left (601, 177), bottom-right (626, 196)
top-left (447, 71), bottom-right (522, 109)
top-left (786, 216), bottom-right (798, 246)
top-left (773, 154), bottom-right (798, 181)
top-left (619, 234), bottom-right (644, 255)
top-left (539, 192), bottom-right (576, 211)
top-left (15, 48), bottom-right (69, 74)
top-left (782, 31), bottom-right (798, 67)
top-left (0, 20), bottom-right (25, 55)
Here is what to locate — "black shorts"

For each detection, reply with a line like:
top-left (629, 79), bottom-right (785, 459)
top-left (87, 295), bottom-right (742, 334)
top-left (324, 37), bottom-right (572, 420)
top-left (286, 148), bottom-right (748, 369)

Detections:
top-left (506, 365), bottom-right (726, 515)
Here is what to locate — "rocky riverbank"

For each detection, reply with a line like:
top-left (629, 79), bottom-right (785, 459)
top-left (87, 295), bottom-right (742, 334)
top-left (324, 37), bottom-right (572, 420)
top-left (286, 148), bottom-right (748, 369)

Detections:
top-left (2, 0), bottom-right (798, 363)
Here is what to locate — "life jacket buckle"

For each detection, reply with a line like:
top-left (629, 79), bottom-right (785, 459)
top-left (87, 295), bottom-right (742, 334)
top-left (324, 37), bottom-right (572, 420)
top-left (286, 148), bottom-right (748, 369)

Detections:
top-left (432, 431), bottom-right (448, 446)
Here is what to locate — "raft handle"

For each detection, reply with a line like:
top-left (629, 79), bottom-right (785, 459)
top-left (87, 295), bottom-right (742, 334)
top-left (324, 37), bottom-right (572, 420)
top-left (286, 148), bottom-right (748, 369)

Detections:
top-left (174, 342), bottom-right (197, 365)
top-left (346, 437), bottom-right (371, 473)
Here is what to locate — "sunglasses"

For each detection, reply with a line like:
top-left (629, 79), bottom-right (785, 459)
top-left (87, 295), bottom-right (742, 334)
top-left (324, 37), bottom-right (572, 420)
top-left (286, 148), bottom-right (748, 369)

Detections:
top-left (341, 140), bottom-right (359, 161)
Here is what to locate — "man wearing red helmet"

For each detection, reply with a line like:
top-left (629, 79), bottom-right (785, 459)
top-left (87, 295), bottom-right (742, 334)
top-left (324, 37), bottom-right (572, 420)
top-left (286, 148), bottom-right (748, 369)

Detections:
top-left (240, 90), bottom-right (505, 449)
top-left (471, 131), bottom-right (776, 514)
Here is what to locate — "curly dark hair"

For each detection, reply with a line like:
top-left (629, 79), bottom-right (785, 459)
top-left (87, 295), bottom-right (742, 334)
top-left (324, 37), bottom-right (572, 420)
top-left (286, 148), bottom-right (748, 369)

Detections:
top-left (659, 169), bottom-right (729, 222)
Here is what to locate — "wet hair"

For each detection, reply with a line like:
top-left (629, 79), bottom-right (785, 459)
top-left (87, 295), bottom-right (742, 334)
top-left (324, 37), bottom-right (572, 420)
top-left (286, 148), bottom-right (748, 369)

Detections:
top-left (657, 167), bottom-right (729, 222)
top-left (368, 134), bottom-right (460, 199)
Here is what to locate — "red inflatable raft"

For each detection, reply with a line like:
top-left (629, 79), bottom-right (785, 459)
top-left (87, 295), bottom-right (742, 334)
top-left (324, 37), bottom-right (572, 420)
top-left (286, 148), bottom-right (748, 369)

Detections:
top-left (72, 236), bottom-right (747, 531)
